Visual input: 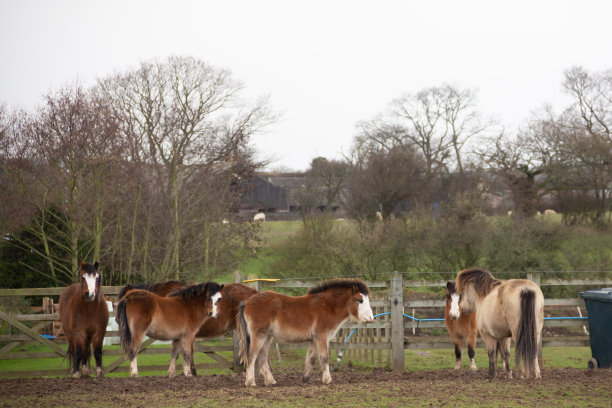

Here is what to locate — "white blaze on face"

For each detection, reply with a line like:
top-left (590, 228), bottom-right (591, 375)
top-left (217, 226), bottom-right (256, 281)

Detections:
top-left (358, 294), bottom-right (374, 322)
top-left (84, 273), bottom-right (99, 299)
top-left (449, 293), bottom-right (461, 319)
top-left (210, 291), bottom-right (222, 318)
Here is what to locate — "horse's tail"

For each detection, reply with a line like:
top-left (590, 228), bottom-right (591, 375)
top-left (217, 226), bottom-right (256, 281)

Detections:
top-left (236, 301), bottom-right (250, 366)
top-left (516, 289), bottom-right (537, 375)
top-left (116, 297), bottom-right (132, 355)
top-left (117, 284), bottom-right (133, 302)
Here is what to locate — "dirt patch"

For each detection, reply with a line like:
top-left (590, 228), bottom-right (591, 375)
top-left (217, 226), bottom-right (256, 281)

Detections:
top-left (1, 368), bottom-right (611, 407)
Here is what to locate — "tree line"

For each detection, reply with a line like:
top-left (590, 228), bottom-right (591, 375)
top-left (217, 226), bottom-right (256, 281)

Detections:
top-left (300, 66), bottom-right (611, 226)
top-left (1, 59), bottom-right (610, 288)
top-left (0, 56), bottom-right (274, 287)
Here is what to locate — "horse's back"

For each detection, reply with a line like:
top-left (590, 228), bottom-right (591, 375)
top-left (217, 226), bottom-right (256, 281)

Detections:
top-left (499, 279), bottom-right (544, 312)
top-left (243, 291), bottom-right (325, 343)
top-left (478, 279), bottom-right (543, 338)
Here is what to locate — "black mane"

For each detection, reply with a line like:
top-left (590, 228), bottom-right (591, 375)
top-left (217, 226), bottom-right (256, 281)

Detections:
top-left (307, 279), bottom-right (370, 296)
top-left (169, 281), bottom-right (223, 300)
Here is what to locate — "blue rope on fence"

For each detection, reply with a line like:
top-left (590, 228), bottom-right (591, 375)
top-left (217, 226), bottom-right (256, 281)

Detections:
top-left (331, 311), bottom-right (588, 371)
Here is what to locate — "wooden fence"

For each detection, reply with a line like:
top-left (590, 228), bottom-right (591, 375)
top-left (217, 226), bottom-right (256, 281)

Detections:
top-left (1, 272), bottom-right (609, 377)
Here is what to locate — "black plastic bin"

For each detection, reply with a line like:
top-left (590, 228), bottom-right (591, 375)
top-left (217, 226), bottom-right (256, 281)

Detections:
top-left (579, 288), bottom-right (612, 369)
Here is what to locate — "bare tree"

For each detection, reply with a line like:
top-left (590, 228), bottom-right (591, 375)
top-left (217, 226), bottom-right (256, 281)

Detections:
top-left (98, 56), bottom-right (274, 280)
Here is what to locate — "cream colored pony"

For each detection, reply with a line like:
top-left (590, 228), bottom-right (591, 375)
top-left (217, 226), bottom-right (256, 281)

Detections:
top-left (453, 268), bottom-right (544, 379)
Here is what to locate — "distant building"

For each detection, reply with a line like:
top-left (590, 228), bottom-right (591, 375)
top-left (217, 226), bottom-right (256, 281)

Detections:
top-left (239, 173), bottom-right (305, 214)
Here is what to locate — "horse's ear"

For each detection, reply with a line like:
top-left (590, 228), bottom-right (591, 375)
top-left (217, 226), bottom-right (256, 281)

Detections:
top-left (81, 262), bottom-right (87, 270)
top-left (94, 261), bottom-right (99, 270)
top-left (352, 285), bottom-right (359, 294)
top-left (219, 284), bottom-right (224, 291)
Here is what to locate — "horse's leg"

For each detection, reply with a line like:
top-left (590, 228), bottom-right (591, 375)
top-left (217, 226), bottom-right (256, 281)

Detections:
top-left (454, 342), bottom-right (462, 370)
top-left (315, 337), bottom-right (332, 385)
top-left (180, 335), bottom-right (195, 377)
top-left (302, 342), bottom-right (317, 383)
top-left (81, 334), bottom-right (92, 377)
top-left (72, 341), bottom-right (83, 378)
top-left (257, 336), bottom-right (276, 386)
top-left (482, 334), bottom-right (498, 380)
top-left (467, 342), bottom-right (477, 371)
top-left (468, 330), bottom-right (477, 371)
top-left (533, 329), bottom-right (542, 379)
top-left (500, 337), bottom-right (512, 379)
top-left (245, 333), bottom-right (265, 387)
top-left (190, 340), bottom-right (197, 376)
top-left (167, 339), bottom-right (181, 378)
top-left (128, 329), bottom-right (145, 378)
top-left (92, 331), bottom-right (105, 378)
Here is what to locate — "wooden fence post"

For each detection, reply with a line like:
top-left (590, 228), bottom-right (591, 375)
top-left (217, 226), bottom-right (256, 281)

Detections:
top-left (390, 272), bottom-right (404, 372)
top-left (232, 270), bottom-right (243, 373)
top-left (527, 272), bottom-right (543, 368)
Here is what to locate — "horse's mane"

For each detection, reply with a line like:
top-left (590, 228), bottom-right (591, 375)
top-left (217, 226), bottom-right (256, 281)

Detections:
top-left (118, 280), bottom-right (186, 300)
top-left (169, 281), bottom-right (222, 300)
top-left (307, 279), bottom-right (370, 296)
top-left (456, 268), bottom-right (501, 298)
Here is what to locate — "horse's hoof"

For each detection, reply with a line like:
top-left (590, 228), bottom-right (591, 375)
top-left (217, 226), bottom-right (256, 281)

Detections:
top-left (245, 380), bottom-right (257, 387)
top-left (264, 379), bottom-right (277, 386)
top-left (130, 373), bottom-right (139, 378)
top-left (72, 372), bottom-right (81, 379)
top-left (167, 371), bottom-right (176, 378)
top-left (96, 367), bottom-right (103, 378)
top-left (470, 365), bottom-right (477, 372)
top-left (322, 375), bottom-right (332, 385)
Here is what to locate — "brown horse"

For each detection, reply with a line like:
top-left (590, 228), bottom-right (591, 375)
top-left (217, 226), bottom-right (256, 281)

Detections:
top-left (237, 279), bottom-right (374, 387)
top-left (445, 281), bottom-right (478, 371)
top-left (59, 262), bottom-right (109, 378)
top-left (117, 281), bottom-right (258, 375)
top-left (116, 281), bottom-right (223, 377)
top-left (453, 268), bottom-right (544, 379)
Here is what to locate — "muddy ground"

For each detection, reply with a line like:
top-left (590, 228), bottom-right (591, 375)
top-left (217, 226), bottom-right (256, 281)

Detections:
top-left (1, 368), bottom-right (611, 407)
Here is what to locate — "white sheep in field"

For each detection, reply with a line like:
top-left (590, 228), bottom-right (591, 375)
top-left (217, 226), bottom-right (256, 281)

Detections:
top-left (253, 212), bottom-right (265, 222)
top-left (375, 211), bottom-right (383, 221)
top-left (544, 209), bottom-right (557, 215)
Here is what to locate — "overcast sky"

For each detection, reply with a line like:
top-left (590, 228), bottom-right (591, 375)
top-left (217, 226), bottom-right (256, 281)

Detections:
top-left (1, 0), bottom-right (610, 171)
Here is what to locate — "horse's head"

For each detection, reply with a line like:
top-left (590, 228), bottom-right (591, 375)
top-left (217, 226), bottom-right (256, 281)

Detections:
top-left (348, 285), bottom-right (374, 323)
top-left (80, 262), bottom-right (100, 300)
top-left (446, 281), bottom-right (461, 320)
top-left (205, 282), bottom-right (224, 318)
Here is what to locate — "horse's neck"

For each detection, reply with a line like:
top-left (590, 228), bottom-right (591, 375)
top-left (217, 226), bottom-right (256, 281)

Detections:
top-left (319, 291), bottom-right (351, 324)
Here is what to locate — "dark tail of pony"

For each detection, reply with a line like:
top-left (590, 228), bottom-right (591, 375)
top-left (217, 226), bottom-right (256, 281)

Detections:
top-left (236, 302), bottom-right (250, 366)
top-left (116, 298), bottom-right (132, 356)
top-left (516, 289), bottom-right (537, 375)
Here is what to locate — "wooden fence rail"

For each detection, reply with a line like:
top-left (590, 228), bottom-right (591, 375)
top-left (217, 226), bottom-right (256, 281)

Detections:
top-left (1, 272), bottom-right (609, 377)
